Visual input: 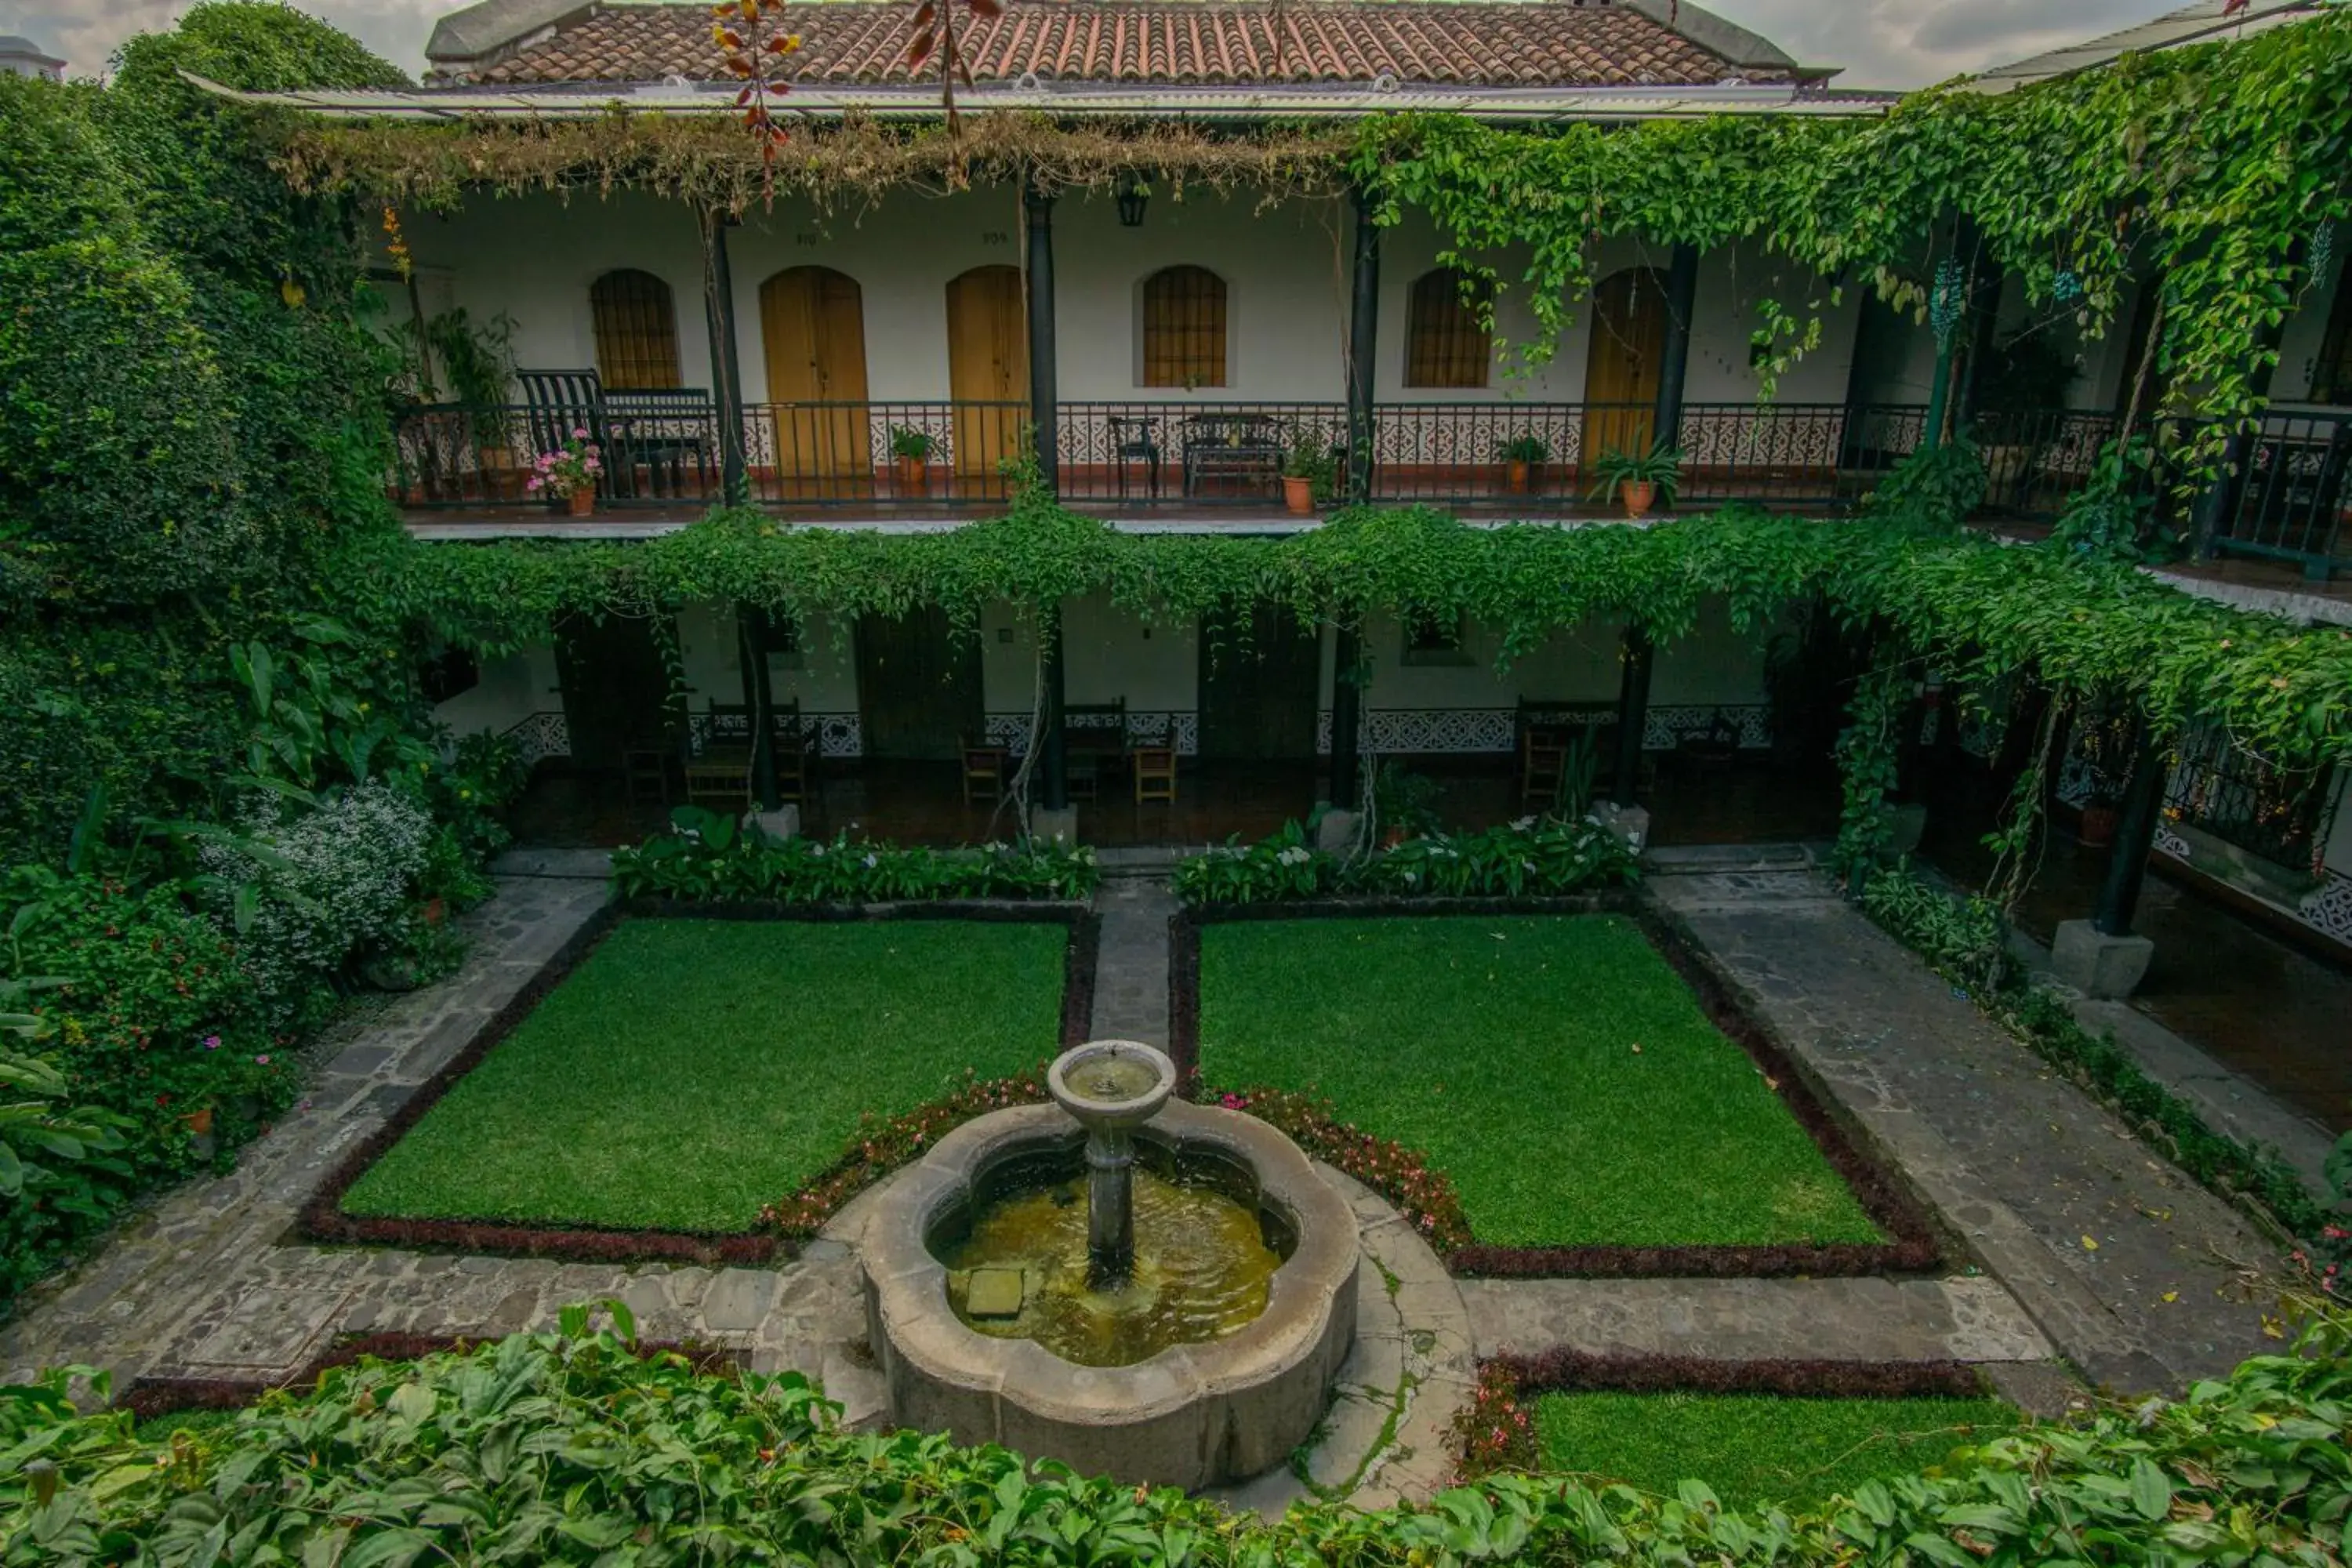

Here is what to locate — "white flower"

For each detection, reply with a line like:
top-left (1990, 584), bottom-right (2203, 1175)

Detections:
top-left (862, 853), bottom-right (879, 869)
top-left (1276, 846), bottom-right (1311, 866)
top-left (1511, 815), bottom-right (1537, 833)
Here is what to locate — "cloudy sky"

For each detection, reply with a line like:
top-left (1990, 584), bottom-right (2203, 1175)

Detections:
top-left (4, 0), bottom-right (2196, 87)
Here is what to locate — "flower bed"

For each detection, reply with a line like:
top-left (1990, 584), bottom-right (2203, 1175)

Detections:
top-left (613, 808), bottom-right (1099, 904)
top-left (1171, 816), bottom-right (1637, 906)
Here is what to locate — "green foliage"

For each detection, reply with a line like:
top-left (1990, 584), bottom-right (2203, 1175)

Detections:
top-left (0, 999), bottom-right (134, 1303)
top-left (343, 918), bottom-right (1069, 1232)
top-left (1859, 871), bottom-right (2014, 999)
top-left (1172, 817), bottom-right (1639, 906)
top-left (13, 1306), bottom-right (2352, 1566)
top-left (1867, 439), bottom-right (1988, 532)
top-left (1586, 441), bottom-right (1685, 506)
top-left (1494, 434), bottom-right (1550, 465)
top-left (2051, 437), bottom-right (2165, 563)
top-left (1829, 663), bottom-right (1908, 884)
top-left (1198, 916), bottom-right (1878, 1247)
top-left (612, 808), bottom-right (1100, 902)
top-left (888, 424), bottom-right (936, 461)
top-left (1357, 14), bottom-right (2352, 469)
top-left (1282, 427), bottom-right (1338, 504)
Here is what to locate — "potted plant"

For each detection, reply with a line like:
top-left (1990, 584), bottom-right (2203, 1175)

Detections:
top-left (890, 426), bottom-right (935, 495)
top-left (525, 427), bottom-right (603, 517)
top-left (1373, 760), bottom-right (1443, 846)
top-left (1282, 430), bottom-right (1335, 517)
top-left (1496, 434), bottom-right (1549, 495)
top-left (1588, 440), bottom-right (1683, 518)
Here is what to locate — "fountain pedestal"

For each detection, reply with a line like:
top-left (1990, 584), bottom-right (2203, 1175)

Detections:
top-left (1047, 1040), bottom-right (1175, 1283)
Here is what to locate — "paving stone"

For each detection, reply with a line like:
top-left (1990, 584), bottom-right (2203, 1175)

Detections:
top-left (702, 1269), bottom-right (783, 1333)
top-left (1307, 1391), bottom-right (1396, 1490)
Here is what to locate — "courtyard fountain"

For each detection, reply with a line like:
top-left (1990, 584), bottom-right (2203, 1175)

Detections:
top-left (859, 1040), bottom-right (1359, 1490)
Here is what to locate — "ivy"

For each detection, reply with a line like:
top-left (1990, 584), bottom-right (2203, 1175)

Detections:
top-left (365, 502), bottom-right (2352, 771)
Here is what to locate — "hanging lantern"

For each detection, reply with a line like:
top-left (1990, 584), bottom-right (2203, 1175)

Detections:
top-left (1116, 173), bottom-right (1149, 228)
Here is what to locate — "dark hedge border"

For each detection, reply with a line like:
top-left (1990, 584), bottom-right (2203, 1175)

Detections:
top-left (1490, 1348), bottom-right (1989, 1403)
top-left (297, 901), bottom-right (1097, 1266)
top-left (1170, 895), bottom-right (1945, 1279)
top-left (122, 1332), bottom-right (739, 1421)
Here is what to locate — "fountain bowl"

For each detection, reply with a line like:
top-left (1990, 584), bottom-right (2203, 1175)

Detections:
top-left (1047, 1039), bottom-right (1175, 1131)
top-left (858, 1098), bottom-right (1359, 1490)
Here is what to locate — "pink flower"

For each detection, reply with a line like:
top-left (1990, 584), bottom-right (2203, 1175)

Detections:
top-left (572, 426), bottom-right (590, 440)
top-left (525, 477), bottom-right (543, 492)
top-left (203, 1034), bottom-right (221, 1050)
top-left (255, 1054), bottom-right (271, 1065)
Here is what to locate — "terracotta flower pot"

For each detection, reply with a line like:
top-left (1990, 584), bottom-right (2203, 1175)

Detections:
top-left (421, 896), bottom-right (447, 927)
top-left (183, 1105), bottom-right (214, 1138)
top-left (568, 486), bottom-right (596, 518)
top-left (1621, 479), bottom-right (1656, 518)
top-left (2079, 804), bottom-right (2119, 848)
top-left (1504, 459), bottom-right (1541, 496)
top-left (895, 454), bottom-right (931, 495)
top-left (1283, 474), bottom-right (1316, 516)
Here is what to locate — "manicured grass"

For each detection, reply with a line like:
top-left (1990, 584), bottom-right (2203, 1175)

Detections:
top-left (1534, 1392), bottom-right (2020, 1509)
top-left (342, 919), bottom-right (1067, 1232)
top-left (1197, 916), bottom-right (1878, 1247)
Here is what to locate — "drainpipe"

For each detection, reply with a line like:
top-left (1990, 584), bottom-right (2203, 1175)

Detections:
top-left (700, 205), bottom-right (749, 505)
top-left (1653, 242), bottom-right (1700, 458)
top-left (1611, 626), bottom-right (1654, 808)
top-left (1024, 180), bottom-right (1059, 495)
top-left (1345, 183), bottom-right (1381, 505)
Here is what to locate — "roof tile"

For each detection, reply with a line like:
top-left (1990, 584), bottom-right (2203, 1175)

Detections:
top-left (459, 0), bottom-right (1765, 89)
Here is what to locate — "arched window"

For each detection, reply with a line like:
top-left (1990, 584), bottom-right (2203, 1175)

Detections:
top-left (1140, 265), bottom-right (1228, 388)
top-left (590, 269), bottom-right (682, 388)
top-left (1404, 268), bottom-right (1493, 389)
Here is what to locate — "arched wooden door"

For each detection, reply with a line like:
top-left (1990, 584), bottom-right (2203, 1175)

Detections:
top-left (1582, 268), bottom-right (1668, 468)
top-left (760, 266), bottom-right (870, 498)
top-left (945, 265), bottom-right (1027, 493)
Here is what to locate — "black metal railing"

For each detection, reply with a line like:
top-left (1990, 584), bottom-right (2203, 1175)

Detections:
top-left (1056, 401), bottom-right (1348, 506)
top-left (2166, 724), bottom-right (2341, 873)
top-left (2203, 407), bottom-right (2352, 579)
top-left (743, 400), bottom-right (1026, 506)
top-left (1968, 408), bottom-right (2122, 518)
top-left (390, 399), bottom-right (720, 509)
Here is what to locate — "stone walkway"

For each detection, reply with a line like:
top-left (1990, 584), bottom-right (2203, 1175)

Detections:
top-left (9, 851), bottom-right (2299, 1511)
top-left (1648, 862), bottom-right (2286, 1392)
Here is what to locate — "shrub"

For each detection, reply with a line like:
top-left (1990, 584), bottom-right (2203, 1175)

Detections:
top-left (612, 808), bottom-right (1100, 903)
top-left (1173, 816), bottom-right (1639, 906)
top-left (197, 782), bottom-right (432, 1022)
top-left (11, 1305), bottom-right (2352, 1565)
top-left (0, 1000), bottom-right (134, 1303)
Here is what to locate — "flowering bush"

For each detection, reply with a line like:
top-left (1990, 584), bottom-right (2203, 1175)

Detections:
top-left (613, 808), bottom-right (1099, 903)
top-left (1207, 1086), bottom-right (1472, 1254)
top-left (760, 1066), bottom-right (1051, 1239)
top-left (524, 427), bottom-right (601, 499)
top-left (1174, 816), bottom-right (1638, 906)
top-left (1451, 1363), bottom-right (1540, 1479)
top-left (198, 781), bottom-right (432, 1023)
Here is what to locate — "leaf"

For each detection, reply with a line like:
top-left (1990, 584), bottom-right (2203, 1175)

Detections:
top-left (389, 1381), bottom-right (437, 1424)
top-left (2131, 1457), bottom-right (2174, 1521)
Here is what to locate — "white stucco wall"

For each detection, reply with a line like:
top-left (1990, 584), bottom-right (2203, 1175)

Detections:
top-left (676, 601), bottom-right (862, 715)
top-left (397, 187), bottom-right (1862, 415)
top-left (430, 645), bottom-right (558, 739)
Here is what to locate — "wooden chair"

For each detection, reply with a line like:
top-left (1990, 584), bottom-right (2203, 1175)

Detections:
top-left (1133, 745), bottom-right (1178, 804)
top-left (768, 699), bottom-right (819, 804)
top-left (622, 742), bottom-right (673, 808)
top-left (683, 753), bottom-right (751, 811)
top-left (1520, 726), bottom-right (1570, 808)
top-left (961, 739), bottom-right (1010, 806)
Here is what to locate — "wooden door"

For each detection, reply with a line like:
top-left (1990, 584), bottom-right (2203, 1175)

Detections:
top-left (1583, 268), bottom-right (1668, 468)
top-left (1198, 601), bottom-right (1321, 761)
top-left (946, 264), bottom-right (1027, 492)
top-left (855, 606), bottom-right (982, 760)
top-left (554, 612), bottom-right (676, 773)
top-left (760, 266), bottom-right (870, 495)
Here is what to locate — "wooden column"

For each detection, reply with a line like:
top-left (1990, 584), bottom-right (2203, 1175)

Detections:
top-left (1653, 242), bottom-right (1700, 456)
top-left (1039, 602), bottom-right (1069, 811)
top-left (737, 606), bottom-right (778, 811)
top-left (1611, 626), bottom-right (1654, 809)
top-left (1330, 623), bottom-right (1363, 808)
top-left (1345, 183), bottom-right (1381, 503)
top-left (2092, 719), bottom-right (2168, 938)
top-left (700, 205), bottom-right (749, 504)
top-left (1024, 181), bottom-right (1059, 494)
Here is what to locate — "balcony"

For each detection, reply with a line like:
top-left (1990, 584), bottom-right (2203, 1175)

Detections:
top-left (388, 393), bottom-right (2351, 579)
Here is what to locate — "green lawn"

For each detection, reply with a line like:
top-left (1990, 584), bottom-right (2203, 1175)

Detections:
top-left (1534, 1392), bottom-right (2020, 1509)
top-left (343, 919), bottom-right (1068, 1232)
top-left (1196, 916), bottom-right (1878, 1247)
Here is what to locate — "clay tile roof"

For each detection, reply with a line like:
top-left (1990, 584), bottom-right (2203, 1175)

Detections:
top-left (462, 1), bottom-right (1767, 89)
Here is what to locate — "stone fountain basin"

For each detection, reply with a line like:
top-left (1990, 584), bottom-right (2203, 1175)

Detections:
top-left (859, 1098), bottom-right (1359, 1490)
